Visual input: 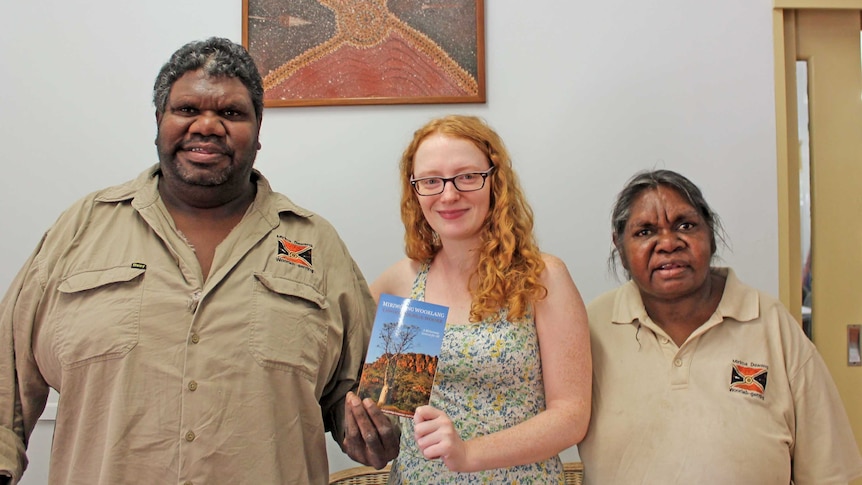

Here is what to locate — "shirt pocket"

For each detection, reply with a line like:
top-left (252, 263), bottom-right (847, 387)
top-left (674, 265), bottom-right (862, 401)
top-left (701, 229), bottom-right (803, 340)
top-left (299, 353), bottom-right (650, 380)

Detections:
top-left (250, 273), bottom-right (330, 382)
top-left (54, 265), bottom-right (145, 368)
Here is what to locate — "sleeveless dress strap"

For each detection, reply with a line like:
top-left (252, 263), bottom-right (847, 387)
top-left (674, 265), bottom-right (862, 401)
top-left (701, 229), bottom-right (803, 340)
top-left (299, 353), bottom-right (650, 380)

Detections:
top-left (409, 261), bottom-right (431, 300)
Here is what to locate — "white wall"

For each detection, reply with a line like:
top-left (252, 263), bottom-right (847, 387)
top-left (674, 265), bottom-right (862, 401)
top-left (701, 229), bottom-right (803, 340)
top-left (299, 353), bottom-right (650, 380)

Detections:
top-left (0, 1), bottom-right (779, 482)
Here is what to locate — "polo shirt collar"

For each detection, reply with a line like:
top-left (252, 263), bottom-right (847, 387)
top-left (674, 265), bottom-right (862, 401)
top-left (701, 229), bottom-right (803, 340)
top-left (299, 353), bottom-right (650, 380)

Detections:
top-left (610, 267), bottom-right (760, 325)
top-left (714, 267), bottom-right (760, 323)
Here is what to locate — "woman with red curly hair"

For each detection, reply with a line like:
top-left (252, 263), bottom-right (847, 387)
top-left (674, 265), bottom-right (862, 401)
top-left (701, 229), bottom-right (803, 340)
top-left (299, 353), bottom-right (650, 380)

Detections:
top-left (366, 115), bottom-right (591, 483)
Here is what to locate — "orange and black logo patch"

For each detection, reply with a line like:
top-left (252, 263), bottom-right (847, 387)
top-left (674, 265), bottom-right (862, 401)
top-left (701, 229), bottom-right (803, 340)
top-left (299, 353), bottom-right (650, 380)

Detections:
top-left (277, 236), bottom-right (313, 271)
top-left (729, 360), bottom-right (768, 400)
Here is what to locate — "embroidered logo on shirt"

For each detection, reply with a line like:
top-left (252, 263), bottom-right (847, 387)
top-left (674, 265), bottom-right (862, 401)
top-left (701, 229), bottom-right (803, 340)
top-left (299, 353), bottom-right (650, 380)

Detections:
top-left (276, 236), bottom-right (313, 271)
top-left (729, 359), bottom-right (768, 400)
top-left (131, 262), bottom-right (147, 270)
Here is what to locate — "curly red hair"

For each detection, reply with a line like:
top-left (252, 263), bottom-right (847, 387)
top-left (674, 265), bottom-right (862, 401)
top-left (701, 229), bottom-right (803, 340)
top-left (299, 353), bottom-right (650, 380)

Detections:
top-left (399, 115), bottom-right (546, 323)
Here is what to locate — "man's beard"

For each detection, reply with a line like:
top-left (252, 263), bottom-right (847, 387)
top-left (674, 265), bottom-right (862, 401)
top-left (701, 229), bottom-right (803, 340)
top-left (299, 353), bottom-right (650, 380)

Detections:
top-left (157, 137), bottom-right (247, 187)
top-left (164, 156), bottom-right (236, 186)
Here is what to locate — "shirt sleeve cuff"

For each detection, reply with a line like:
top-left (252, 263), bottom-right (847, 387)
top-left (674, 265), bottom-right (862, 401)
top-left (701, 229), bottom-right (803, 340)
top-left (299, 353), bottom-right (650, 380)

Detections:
top-left (0, 426), bottom-right (26, 483)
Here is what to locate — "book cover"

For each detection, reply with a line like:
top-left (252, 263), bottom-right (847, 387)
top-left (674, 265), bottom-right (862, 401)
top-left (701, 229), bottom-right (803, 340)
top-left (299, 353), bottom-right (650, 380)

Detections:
top-left (357, 293), bottom-right (449, 417)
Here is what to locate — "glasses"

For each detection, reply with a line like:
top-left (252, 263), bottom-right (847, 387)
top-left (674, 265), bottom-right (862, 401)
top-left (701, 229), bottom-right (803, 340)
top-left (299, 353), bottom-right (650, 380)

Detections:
top-left (410, 166), bottom-right (495, 196)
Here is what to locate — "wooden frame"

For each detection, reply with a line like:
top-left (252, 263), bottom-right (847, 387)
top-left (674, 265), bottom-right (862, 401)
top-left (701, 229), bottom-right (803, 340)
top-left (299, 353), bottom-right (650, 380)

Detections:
top-left (242, 0), bottom-right (485, 108)
top-left (771, 0), bottom-right (862, 319)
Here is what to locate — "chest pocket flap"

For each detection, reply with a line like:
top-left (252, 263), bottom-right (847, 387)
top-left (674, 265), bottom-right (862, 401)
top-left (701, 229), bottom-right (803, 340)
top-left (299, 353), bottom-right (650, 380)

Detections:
top-left (59, 266), bottom-right (146, 293)
top-left (55, 265), bottom-right (146, 368)
top-left (251, 273), bottom-right (330, 381)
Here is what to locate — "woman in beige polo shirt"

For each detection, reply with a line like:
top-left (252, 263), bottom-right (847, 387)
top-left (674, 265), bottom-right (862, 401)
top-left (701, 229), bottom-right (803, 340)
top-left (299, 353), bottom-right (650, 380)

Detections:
top-left (579, 169), bottom-right (862, 485)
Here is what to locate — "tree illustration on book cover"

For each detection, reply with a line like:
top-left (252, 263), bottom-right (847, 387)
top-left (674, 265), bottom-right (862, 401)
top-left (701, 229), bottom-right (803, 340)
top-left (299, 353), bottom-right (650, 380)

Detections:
top-left (358, 293), bottom-right (449, 417)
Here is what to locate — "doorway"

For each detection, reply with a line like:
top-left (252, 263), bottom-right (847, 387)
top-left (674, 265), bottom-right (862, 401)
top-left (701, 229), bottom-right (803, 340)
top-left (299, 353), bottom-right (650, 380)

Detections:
top-left (774, 4), bottom-right (862, 480)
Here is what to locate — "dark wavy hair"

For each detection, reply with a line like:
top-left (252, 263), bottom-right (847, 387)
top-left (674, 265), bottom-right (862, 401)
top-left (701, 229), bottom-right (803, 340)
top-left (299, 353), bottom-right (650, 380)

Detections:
top-left (153, 37), bottom-right (264, 122)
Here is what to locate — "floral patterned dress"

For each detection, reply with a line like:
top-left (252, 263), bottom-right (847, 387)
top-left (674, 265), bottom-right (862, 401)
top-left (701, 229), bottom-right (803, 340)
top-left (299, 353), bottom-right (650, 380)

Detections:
top-left (388, 262), bottom-right (564, 485)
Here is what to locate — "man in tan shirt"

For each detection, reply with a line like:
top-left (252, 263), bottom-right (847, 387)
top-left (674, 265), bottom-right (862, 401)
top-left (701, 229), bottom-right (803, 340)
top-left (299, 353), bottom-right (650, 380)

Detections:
top-left (0, 37), bottom-right (397, 484)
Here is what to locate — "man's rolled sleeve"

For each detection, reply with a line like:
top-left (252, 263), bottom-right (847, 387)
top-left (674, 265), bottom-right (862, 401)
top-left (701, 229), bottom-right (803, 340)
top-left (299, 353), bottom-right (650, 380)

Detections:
top-left (0, 426), bottom-right (25, 483)
top-left (320, 256), bottom-right (376, 444)
top-left (0, 240), bottom-right (50, 482)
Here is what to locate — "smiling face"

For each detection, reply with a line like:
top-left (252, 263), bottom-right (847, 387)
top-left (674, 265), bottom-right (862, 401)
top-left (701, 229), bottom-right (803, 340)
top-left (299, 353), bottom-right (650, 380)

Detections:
top-left (411, 133), bottom-right (492, 246)
top-left (616, 185), bottom-right (715, 304)
top-left (155, 69), bottom-right (261, 201)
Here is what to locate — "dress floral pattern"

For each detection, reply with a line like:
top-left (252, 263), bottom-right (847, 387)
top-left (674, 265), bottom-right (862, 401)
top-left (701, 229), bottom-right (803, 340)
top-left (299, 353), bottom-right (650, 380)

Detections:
top-left (388, 262), bottom-right (564, 484)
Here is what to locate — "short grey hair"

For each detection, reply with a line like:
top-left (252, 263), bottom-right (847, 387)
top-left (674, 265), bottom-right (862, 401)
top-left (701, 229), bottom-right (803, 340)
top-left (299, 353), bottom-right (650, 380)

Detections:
top-left (153, 37), bottom-right (264, 122)
top-left (608, 169), bottom-right (727, 277)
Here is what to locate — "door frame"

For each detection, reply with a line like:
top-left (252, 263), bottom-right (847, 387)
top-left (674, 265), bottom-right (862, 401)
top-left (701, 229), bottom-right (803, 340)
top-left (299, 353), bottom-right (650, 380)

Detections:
top-left (772, 0), bottom-right (862, 322)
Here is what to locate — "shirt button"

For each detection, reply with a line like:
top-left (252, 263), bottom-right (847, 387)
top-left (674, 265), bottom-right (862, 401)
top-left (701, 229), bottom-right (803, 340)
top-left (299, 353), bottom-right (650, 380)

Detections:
top-left (188, 290), bottom-right (202, 312)
top-left (190, 333), bottom-right (200, 344)
top-left (188, 381), bottom-right (198, 391)
top-left (673, 358), bottom-right (683, 367)
top-left (185, 431), bottom-right (196, 442)
top-left (661, 338), bottom-right (670, 345)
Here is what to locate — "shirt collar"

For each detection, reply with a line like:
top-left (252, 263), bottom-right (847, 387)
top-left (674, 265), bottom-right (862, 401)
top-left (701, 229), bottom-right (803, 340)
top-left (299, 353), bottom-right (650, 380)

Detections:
top-left (93, 164), bottom-right (313, 221)
top-left (714, 267), bottom-right (760, 323)
top-left (610, 267), bottom-right (760, 325)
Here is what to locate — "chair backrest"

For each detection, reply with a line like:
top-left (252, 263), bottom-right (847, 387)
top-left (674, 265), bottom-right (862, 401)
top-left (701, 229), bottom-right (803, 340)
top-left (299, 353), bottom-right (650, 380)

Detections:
top-left (564, 461), bottom-right (585, 485)
top-left (328, 465), bottom-right (391, 485)
top-left (329, 462), bottom-right (584, 484)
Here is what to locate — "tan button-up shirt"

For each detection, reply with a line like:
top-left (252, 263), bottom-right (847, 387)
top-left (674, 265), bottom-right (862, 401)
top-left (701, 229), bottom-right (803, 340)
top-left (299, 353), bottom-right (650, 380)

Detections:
top-left (0, 166), bottom-right (376, 484)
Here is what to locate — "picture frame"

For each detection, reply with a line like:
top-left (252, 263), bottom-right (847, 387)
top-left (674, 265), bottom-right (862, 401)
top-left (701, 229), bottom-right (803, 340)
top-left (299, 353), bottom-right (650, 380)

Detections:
top-left (241, 0), bottom-right (485, 108)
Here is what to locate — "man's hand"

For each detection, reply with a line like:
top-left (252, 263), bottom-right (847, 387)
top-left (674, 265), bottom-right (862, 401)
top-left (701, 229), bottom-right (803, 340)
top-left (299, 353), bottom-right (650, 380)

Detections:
top-left (342, 392), bottom-right (400, 469)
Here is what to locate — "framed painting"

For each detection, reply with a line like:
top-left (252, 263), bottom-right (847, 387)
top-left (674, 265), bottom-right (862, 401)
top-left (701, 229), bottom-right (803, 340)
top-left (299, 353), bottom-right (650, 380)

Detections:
top-left (242, 0), bottom-right (485, 107)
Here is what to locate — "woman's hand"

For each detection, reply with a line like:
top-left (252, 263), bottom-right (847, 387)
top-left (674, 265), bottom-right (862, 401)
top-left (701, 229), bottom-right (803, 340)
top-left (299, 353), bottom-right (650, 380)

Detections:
top-left (413, 405), bottom-right (470, 472)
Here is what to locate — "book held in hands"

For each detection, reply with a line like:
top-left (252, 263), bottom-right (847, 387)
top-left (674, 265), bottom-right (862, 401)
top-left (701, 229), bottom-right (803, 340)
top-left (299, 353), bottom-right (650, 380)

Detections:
top-left (358, 293), bottom-right (449, 417)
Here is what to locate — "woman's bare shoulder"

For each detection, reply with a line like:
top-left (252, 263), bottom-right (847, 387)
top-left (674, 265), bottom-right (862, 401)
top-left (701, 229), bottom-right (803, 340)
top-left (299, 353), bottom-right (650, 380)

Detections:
top-left (539, 253), bottom-right (575, 281)
top-left (370, 258), bottom-right (422, 300)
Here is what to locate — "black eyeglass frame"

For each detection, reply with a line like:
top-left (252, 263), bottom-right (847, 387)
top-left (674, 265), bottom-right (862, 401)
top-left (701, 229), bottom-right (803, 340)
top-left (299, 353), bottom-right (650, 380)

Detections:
top-left (409, 166), bottom-right (496, 196)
